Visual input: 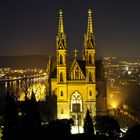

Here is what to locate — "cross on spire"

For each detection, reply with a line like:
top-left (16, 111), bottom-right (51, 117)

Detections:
top-left (74, 49), bottom-right (78, 59)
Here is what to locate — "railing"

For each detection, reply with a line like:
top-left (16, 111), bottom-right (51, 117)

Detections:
top-left (67, 80), bottom-right (85, 84)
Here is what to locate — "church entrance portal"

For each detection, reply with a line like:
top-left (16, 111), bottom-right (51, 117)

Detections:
top-left (71, 91), bottom-right (83, 126)
top-left (70, 91), bottom-right (84, 133)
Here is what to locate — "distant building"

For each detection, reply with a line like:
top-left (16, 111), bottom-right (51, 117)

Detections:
top-left (47, 9), bottom-right (107, 127)
top-left (96, 59), bottom-right (107, 115)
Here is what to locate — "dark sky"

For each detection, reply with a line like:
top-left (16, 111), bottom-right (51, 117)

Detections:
top-left (0, 0), bottom-right (140, 58)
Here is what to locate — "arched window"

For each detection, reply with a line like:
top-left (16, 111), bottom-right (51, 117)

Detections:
top-left (71, 91), bottom-right (82, 112)
top-left (60, 55), bottom-right (63, 64)
top-left (89, 91), bottom-right (92, 96)
top-left (60, 91), bottom-right (63, 96)
top-left (89, 72), bottom-right (92, 82)
top-left (61, 109), bottom-right (64, 114)
top-left (60, 72), bottom-right (63, 82)
top-left (89, 55), bottom-right (92, 64)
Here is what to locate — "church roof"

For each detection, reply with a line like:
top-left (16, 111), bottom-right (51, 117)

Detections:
top-left (50, 59), bottom-right (86, 78)
top-left (49, 59), bottom-right (106, 84)
top-left (77, 60), bottom-right (86, 76)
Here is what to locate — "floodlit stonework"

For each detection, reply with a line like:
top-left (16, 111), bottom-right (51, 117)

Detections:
top-left (48, 9), bottom-right (96, 127)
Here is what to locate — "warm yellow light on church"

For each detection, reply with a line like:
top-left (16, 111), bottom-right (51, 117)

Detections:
top-left (111, 101), bottom-right (118, 109)
top-left (108, 93), bottom-right (122, 109)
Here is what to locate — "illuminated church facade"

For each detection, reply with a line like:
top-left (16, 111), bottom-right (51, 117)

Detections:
top-left (48, 9), bottom-right (97, 126)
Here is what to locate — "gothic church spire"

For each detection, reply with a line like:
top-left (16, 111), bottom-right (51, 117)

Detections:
top-left (56, 10), bottom-right (66, 50)
top-left (84, 9), bottom-right (95, 50)
top-left (83, 9), bottom-right (95, 65)
top-left (87, 9), bottom-right (93, 36)
top-left (58, 10), bottom-right (64, 34)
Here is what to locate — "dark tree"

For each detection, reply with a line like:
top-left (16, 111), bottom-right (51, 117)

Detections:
top-left (46, 94), bottom-right (57, 122)
top-left (20, 91), bottom-right (41, 139)
top-left (95, 115), bottom-right (120, 139)
top-left (2, 90), bottom-right (18, 140)
top-left (124, 124), bottom-right (140, 140)
top-left (48, 119), bottom-right (74, 138)
top-left (30, 92), bottom-right (41, 127)
top-left (83, 109), bottom-right (94, 135)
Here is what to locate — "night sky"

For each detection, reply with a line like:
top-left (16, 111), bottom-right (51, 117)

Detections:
top-left (0, 0), bottom-right (140, 58)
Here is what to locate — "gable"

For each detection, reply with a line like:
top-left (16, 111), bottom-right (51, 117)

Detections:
top-left (87, 38), bottom-right (94, 49)
top-left (68, 60), bottom-right (85, 80)
top-left (58, 39), bottom-right (65, 49)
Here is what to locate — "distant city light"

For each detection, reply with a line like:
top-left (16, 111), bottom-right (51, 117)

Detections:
top-left (128, 71), bottom-right (131, 75)
top-left (125, 66), bottom-right (129, 71)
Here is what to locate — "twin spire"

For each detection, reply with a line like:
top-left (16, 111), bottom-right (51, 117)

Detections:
top-left (58, 9), bottom-right (93, 36)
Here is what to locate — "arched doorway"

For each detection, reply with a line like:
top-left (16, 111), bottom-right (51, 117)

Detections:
top-left (71, 91), bottom-right (83, 126)
top-left (70, 91), bottom-right (84, 134)
top-left (71, 91), bottom-right (82, 113)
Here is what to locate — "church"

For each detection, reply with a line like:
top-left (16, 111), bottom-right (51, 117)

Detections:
top-left (47, 9), bottom-right (107, 127)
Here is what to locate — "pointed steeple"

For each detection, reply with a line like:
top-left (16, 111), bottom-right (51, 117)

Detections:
top-left (87, 9), bottom-right (93, 36)
top-left (56, 10), bottom-right (67, 84)
top-left (83, 9), bottom-right (95, 51)
top-left (56, 9), bottom-right (66, 50)
top-left (58, 10), bottom-right (64, 34)
top-left (83, 9), bottom-right (95, 65)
